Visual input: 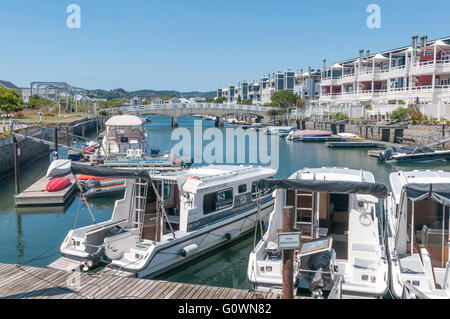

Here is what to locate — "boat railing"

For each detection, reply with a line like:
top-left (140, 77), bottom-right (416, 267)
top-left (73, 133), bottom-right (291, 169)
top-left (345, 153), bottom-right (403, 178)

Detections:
top-left (328, 274), bottom-right (344, 299)
top-left (401, 282), bottom-right (430, 299)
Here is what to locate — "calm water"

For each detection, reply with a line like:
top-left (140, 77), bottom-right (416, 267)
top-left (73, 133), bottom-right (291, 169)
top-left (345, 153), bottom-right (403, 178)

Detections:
top-left (0, 115), bottom-right (449, 289)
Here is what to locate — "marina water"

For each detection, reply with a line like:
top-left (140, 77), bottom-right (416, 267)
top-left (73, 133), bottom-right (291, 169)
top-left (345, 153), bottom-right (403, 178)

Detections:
top-left (0, 115), bottom-right (448, 289)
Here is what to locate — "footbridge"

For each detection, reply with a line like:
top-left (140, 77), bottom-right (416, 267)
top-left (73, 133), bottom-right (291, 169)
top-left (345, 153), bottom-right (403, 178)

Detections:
top-left (101, 102), bottom-right (273, 127)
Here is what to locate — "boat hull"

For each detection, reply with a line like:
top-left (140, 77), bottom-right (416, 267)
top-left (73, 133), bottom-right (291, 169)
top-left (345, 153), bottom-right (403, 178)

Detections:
top-left (111, 199), bottom-right (274, 279)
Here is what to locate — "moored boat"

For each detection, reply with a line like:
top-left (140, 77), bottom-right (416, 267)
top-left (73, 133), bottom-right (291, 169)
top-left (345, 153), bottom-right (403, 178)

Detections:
top-left (386, 170), bottom-right (450, 299)
top-left (247, 167), bottom-right (389, 298)
top-left (49, 163), bottom-right (277, 278)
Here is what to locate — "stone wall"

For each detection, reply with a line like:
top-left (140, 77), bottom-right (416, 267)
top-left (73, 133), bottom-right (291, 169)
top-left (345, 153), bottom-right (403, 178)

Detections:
top-left (302, 121), bottom-right (449, 146)
top-left (0, 137), bottom-right (50, 179)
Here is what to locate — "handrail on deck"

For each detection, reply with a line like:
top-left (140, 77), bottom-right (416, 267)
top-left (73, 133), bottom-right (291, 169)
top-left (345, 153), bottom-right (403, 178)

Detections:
top-left (401, 282), bottom-right (430, 299)
top-left (328, 274), bottom-right (344, 299)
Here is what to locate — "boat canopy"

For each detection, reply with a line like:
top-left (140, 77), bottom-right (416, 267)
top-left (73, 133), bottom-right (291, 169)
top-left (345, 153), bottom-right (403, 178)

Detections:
top-left (396, 145), bottom-right (436, 154)
top-left (257, 179), bottom-right (388, 198)
top-left (105, 115), bottom-right (144, 126)
top-left (71, 162), bottom-right (152, 181)
top-left (403, 183), bottom-right (450, 206)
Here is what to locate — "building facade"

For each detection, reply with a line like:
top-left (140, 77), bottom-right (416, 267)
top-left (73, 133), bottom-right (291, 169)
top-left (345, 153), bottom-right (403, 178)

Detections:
top-left (313, 35), bottom-right (450, 120)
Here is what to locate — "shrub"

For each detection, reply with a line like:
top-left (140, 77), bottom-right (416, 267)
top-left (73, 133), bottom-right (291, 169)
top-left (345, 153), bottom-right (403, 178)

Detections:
top-left (390, 107), bottom-right (413, 121)
top-left (334, 113), bottom-right (349, 122)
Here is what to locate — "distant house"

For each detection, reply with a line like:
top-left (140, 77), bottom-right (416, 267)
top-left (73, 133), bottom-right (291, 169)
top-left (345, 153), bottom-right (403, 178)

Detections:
top-left (131, 96), bottom-right (142, 106)
top-left (169, 97), bottom-right (181, 104)
top-left (0, 80), bottom-right (19, 91)
top-left (152, 97), bottom-right (162, 105)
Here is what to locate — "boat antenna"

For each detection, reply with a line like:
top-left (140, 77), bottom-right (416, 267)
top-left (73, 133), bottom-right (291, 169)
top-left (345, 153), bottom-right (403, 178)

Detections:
top-left (252, 189), bottom-right (262, 252)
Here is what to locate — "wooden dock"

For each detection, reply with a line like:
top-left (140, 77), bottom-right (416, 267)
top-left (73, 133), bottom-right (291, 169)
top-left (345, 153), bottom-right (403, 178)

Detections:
top-left (300, 136), bottom-right (344, 143)
top-left (15, 175), bottom-right (77, 206)
top-left (326, 142), bottom-right (385, 148)
top-left (0, 263), bottom-right (280, 300)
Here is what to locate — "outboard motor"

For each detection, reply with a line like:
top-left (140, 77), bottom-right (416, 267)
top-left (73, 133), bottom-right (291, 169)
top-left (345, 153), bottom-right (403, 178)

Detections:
top-left (378, 146), bottom-right (397, 163)
top-left (265, 241), bottom-right (281, 261)
top-left (308, 251), bottom-right (332, 298)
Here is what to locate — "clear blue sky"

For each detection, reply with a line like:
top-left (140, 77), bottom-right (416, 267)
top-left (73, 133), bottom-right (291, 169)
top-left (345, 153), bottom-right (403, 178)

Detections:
top-left (0, 0), bottom-right (449, 91)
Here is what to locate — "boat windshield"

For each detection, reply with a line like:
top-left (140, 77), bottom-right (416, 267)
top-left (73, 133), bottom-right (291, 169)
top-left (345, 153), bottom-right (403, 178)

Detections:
top-left (406, 197), bottom-right (449, 268)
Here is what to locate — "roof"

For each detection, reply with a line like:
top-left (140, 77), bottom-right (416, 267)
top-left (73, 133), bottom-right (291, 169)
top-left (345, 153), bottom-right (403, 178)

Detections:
top-left (105, 115), bottom-right (144, 126)
top-left (292, 167), bottom-right (376, 184)
top-left (154, 165), bottom-right (277, 194)
top-left (333, 36), bottom-right (450, 65)
top-left (390, 170), bottom-right (450, 203)
top-left (0, 80), bottom-right (18, 90)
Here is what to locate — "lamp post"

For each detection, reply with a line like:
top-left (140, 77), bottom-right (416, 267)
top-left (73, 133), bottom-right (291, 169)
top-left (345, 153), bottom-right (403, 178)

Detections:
top-left (8, 114), bottom-right (13, 131)
top-left (1, 114), bottom-right (6, 132)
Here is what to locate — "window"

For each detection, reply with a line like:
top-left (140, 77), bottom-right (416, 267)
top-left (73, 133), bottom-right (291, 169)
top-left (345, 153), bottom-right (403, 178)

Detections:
top-left (251, 180), bottom-right (274, 200)
top-left (203, 188), bottom-right (233, 215)
top-left (238, 184), bottom-right (247, 194)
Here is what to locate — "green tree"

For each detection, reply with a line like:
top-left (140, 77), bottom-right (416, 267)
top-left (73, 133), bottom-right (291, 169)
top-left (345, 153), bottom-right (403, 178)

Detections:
top-left (28, 95), bottom-right (56, 110)
top-left (240, 99), bottom-right (253, 105)
top-left (215, 96), bottom-right (226, 104)
top-left (0, 88), bottom-right (24, 113)
top-left (270, 90), bottom-right (300, 109)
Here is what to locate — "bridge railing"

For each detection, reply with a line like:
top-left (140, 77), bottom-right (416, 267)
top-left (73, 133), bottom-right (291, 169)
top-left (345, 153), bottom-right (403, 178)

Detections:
top-left (104, 102), bottom-right (272, 114)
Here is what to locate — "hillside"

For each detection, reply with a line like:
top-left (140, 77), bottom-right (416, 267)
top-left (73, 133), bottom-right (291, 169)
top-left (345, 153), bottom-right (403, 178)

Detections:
top-left (87, 88), bottom-right (216, 100)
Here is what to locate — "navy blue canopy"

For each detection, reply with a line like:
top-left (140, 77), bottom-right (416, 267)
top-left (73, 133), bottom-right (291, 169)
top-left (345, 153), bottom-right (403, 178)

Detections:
top-left (258, 179), bottom-right (388, 198)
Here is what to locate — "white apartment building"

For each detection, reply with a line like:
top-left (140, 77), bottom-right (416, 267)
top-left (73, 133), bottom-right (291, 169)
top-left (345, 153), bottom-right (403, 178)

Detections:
top-left (312, 35), bottom-right (450, 120)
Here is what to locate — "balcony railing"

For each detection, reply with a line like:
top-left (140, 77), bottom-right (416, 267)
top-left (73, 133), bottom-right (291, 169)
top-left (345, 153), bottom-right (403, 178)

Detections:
top-left (320, 85), bottom-right (450, 101)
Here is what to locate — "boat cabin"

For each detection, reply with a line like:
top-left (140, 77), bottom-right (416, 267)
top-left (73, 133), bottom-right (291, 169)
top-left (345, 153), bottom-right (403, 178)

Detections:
top-left (390, 171), bottom-right (450, 270)
top-left (138, 165), bottom-right (276, 243)
top-left (102, 115), bottom-right (147, 156)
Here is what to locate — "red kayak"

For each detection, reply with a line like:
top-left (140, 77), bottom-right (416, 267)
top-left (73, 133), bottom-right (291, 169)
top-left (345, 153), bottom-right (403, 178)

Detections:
top-left (46, 177), bottom-right (71, 192)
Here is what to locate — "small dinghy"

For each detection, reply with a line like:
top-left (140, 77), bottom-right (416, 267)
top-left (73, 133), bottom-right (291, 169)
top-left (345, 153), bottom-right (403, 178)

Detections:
top-left (338, 133), bottom-right (363, 140)
top-left (47, 160), bottom-right (72, 177)
top-left (78, 175), bottom-right (115, 182)
top-left (287, 130), bottom-right (332, 141)
top-left (46, 177), bottom-right (71, 192)
top-left (82, 179), bottom-right (126, 198)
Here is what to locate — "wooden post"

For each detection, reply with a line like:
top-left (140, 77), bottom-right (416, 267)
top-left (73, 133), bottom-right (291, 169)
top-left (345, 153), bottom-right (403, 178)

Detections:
top-left (66, 127), bottom-right (70, 147)
top-left (282, 206), bottom-right (295, 300)
top-left (54, 127), bottom-right (59, 159)
top-left (13, 137), bottom-right (20, 195)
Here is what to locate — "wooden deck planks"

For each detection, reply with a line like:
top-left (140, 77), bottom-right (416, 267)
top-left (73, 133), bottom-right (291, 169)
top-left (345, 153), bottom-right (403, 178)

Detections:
top-left (0, 263), bottom-right (279, 299)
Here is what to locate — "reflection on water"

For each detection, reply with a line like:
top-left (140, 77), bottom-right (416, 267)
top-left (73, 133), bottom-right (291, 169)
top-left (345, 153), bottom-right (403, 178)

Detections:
top-left (0, 115), bottom-right (449, 289)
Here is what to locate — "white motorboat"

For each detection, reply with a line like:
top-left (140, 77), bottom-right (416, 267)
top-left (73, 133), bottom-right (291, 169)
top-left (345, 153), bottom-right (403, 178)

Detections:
top-left (386, 170), bottom-right (450, 299)
top-left (247, 167), bottom-right (389, 298)
top-left (50, 163), bottom-right (276, 278)
top-left (265, 126), bottom-right (296, 136)
top-left (378, 145), bottom-right (450, 163)
top-left (101, 115), bottom-right (147, 157)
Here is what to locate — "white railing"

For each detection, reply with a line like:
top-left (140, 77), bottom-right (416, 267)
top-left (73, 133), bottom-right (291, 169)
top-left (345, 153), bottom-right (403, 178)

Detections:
top-left (102, 102), bottom-right (272, 114)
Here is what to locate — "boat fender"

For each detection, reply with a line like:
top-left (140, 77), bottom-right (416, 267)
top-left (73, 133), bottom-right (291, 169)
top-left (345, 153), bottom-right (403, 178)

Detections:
top-left (180, 244), bottom-right (199, 257)
top-left (224, 230), bottom-right (239, 241)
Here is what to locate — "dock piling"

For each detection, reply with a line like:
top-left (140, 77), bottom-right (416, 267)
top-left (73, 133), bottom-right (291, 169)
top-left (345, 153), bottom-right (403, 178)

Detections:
top-left (282, 206), bottom-right (295, 300)
top-left (54, 127), bottom-right (59, 159)
top-left (13, 136), bottom-right (20, 195)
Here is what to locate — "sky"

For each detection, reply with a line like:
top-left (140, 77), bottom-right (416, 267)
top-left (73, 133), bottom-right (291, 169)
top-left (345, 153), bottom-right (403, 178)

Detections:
top-left (0, 0), bottom-right (449, 92)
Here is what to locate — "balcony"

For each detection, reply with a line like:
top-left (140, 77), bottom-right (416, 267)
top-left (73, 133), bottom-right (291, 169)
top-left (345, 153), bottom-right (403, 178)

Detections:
top-left (319, 86), bottom-right (450, 103)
